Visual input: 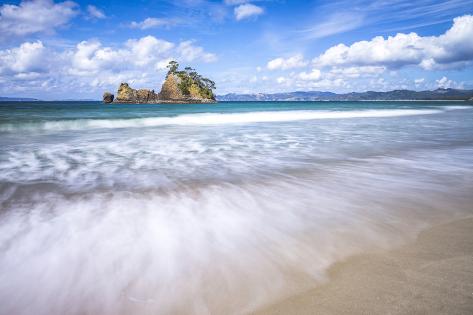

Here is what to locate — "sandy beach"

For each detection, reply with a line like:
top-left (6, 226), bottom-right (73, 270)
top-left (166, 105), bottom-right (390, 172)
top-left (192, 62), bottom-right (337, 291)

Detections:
top-left (254, 217), bottom-right (473, 315)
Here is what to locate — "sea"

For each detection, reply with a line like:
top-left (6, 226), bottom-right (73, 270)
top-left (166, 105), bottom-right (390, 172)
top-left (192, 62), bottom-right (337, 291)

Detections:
top-left (1, 101), bottom-right (473, 314)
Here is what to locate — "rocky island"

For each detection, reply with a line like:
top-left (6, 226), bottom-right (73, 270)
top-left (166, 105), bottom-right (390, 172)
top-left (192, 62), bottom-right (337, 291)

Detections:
top-left (103, 61), bottom-right (216, 104)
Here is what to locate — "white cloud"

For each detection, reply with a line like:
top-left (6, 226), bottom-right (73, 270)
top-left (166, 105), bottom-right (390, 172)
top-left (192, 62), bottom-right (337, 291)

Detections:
top-left (126, 36), bottom-right (175, 66)
top-left (276, 76), bottom-right (286, 84)
top-left (225, 0), bottom-right (249, 4)
top-left (313, 15), bottom-right (473, 70)
top-left (0, 0), bottom-right (78, 38)
top-left (0, 41), bottom-right (48, 74)
top-left (436, 76), bottom-right (459, 89)
top-left (268, 64), bottom-right (387, 94)
top-left (87, 5), bottom-right (105, 19)
top-left (268, 64), bottom-right (394, 92)
top-left (327, 66), bottom-right (385, 78)
top-left (129, 17), bottom-right (177, 30)
top-left (298, 69), bottom-right (321, 81)
top-left (272, 71), bottom-right (350, 91)
top-left (414, 78), bottom-right (425, 87)
top-left (177, 41), bottom-right (217, 63)
top-left (300, 12), bottom-right (364, 39)
top-left (0, 36), bottom-right (217, 97)
top-left (68, 40), bottom-right (125, 75)
top-left (67, 36), bottom-right (217, 77)
top-left (234, 3), bottom-right (264, 21)
top-left (298, 78), bottom-right (347, 90)
top-left (267, 54), bottom-right (308, 70)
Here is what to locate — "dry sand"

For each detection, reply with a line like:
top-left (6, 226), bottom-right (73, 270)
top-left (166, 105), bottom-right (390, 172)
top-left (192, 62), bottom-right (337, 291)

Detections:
top-left (253, 217), bottom-right (473, 315)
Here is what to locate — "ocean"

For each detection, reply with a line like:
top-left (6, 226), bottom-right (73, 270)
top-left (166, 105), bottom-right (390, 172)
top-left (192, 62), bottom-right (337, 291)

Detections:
top-left (1, 101), bottom-right (473, 314)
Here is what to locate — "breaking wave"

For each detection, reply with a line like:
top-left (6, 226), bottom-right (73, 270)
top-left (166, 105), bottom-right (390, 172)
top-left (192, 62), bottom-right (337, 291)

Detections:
top-left (0, 108), bottom-right (445, 132)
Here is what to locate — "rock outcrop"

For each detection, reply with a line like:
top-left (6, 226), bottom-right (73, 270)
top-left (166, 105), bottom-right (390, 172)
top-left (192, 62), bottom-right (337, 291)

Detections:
top-left (103, 92), bottom-right (114, 103)
top-left (104, 61), bottom-right (216, 104)
top-left (158, 74), bottom-right (184, 100)
top-left (112, 83), bottom-right (160, 104)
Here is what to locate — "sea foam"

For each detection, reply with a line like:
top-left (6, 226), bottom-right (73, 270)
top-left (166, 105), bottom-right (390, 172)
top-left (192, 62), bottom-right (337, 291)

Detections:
top-left (1, 149), bottom-right (472, 315)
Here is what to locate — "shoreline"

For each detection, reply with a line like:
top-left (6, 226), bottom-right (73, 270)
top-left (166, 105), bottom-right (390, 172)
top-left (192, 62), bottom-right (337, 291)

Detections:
top-left (253, 217), bottom-right (473, 315)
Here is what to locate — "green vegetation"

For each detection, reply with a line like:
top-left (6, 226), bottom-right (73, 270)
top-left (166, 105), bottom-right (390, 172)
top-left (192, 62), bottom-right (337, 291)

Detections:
top-left (166, 61), bottom-right (216, 100)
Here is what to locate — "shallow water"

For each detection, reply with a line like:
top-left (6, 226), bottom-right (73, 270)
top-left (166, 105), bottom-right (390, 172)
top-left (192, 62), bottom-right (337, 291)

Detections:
top-left (1, 101), bottom-right (473, 314)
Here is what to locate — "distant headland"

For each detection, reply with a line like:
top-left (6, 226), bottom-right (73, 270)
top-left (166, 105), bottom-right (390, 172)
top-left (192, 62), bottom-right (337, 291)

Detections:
top-left (103, 61), bottom-right (216, 104)
top-left (218, 88), bottom-right (473, 102)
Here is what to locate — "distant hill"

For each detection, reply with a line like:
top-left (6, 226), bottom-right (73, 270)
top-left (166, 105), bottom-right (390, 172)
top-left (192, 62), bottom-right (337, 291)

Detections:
top-left (0, 96), bottom-right (41, 101)
top-left (218, 88), bottom-right (473, 101)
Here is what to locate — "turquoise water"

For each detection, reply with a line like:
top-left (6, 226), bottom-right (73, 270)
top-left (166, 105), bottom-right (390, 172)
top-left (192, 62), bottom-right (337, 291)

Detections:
top-left (0, 100), bottom-right (470, 122)
top-left (1, 101), bottom-right (473, 314)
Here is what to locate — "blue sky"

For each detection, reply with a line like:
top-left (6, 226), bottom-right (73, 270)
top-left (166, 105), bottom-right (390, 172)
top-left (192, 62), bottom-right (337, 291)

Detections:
top-left (0, 0), bottom-right (473, 99)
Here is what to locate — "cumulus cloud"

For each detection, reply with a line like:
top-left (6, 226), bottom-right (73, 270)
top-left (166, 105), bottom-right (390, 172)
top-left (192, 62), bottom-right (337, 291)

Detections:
top-left (267, 54), bottom-right (308, 70)
top-left (177, 41), bottom-right (217, 63)
top-left (234, 3), bottom-right (264, 21)
top-left (414, 78), bottom-right (425, 87)
top-left (298, 78), bottom-right (347, 90)
top-left (67, 36), bottom-right (216, 77)
top-left (87, 5), bottom-right (105, 19)
top-left (267, 63), bottom-right (400, 92)
top-left (67, 41), bottom-right (123, 76)
top-left (273, 71), bottom-right (348, 91)
top-left (0, 0), bottom-right (78, 38)
top-left (327, 66), bottom-right (385, 78)
top-left (313, 15), bottom-right (473, 70)
top-left (436, 76), bottom-right (451, 88)
top-left (129, 17), bottom-right (178, 30)
top-left (276, 76), bottom-right (286, 84)
top-left (298, 69), bottom-right (321, 81)
top-left (260, 15), bottom-right (473, 93)
top-left (435, 76), bottom-right (464, 89)
top-left (126, 36), bottom-right (175, 66)
top-left (0, 41), bottom-right (48, 74)
top-left (0, 36), bottom-right (217, 96)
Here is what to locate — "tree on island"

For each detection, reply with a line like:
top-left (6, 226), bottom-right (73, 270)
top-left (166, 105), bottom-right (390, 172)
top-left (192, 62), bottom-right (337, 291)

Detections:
top-left (166, 60), bottom-right (216, 100)
top-left (166, 61), bottom-right (179, 74)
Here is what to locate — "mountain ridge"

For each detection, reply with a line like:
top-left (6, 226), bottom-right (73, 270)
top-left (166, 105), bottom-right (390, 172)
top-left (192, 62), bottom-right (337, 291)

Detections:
top-left (218, 88), bottom-right (473, 101)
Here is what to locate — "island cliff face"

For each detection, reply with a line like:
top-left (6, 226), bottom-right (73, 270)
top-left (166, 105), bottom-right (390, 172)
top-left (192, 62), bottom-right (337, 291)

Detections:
top-left (113, 83), bottom-right (160, 104)
top-left (103, 61), bottom-right (216, 104)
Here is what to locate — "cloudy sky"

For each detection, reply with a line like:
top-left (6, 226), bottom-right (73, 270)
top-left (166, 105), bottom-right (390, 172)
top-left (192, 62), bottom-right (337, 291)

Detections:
top-left (1, 0), bottom-right (473, 99)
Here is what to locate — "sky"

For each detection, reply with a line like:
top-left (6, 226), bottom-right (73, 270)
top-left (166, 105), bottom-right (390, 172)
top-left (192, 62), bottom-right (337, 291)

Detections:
top-left (0, 0), bottom-right (473, 99)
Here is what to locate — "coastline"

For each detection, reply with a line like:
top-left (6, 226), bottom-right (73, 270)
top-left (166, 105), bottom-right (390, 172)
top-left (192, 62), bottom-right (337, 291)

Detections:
top-left (253, 217), bottom-right (473, 315)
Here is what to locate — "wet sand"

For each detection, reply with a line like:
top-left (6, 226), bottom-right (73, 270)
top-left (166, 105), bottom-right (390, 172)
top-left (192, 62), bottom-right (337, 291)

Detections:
top-left (254, 217), bottom-right (473, 315)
